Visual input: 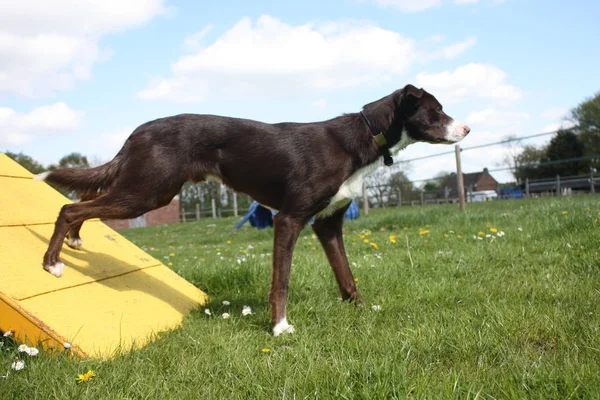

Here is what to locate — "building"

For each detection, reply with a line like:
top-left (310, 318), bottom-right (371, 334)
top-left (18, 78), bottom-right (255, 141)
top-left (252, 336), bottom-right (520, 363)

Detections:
top-left (439, 168), bottom-right (499, 199)
top-left (102, 197), bottom-right (180, 230)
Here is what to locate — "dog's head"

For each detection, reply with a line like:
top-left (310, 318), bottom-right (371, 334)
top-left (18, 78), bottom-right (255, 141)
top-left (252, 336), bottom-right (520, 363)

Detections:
top-left (397, 84), bottom-right (470, 144)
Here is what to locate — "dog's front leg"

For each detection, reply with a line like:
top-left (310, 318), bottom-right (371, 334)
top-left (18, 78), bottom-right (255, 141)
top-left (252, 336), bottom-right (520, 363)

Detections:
top-left (269, 212), bottom-right (306, 336)
top-left (312, 205), bottom-right (363, 304)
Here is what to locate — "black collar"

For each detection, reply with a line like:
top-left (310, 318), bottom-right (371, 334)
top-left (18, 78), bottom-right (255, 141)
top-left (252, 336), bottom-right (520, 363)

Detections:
top-left (360, 111), bottom-right (394, 166)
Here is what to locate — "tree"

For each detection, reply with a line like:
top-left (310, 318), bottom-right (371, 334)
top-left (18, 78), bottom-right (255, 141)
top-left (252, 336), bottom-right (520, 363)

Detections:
top-left (514, 145), bottom-right (548, 181)
top-left (48, 152), bottom-right (90, 170)
top-left (546, 129), bottom-right (586, 177)
top-left (569, 91), bottom-right (600, 169)
top-left (4, 151), bottom-right (45, 174)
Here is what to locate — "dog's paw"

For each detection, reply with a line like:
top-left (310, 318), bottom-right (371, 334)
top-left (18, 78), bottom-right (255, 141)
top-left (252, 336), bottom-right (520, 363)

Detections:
top-left (272, 318), bottom-right (295, 337)
top-left (44, 262), bottom-right (64, 278)
top-left (66, 237), bottom-right (83, 250)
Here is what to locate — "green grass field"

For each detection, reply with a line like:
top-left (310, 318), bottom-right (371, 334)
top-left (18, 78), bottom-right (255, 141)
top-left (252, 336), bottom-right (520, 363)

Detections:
top-left (2, 196), bottom-right (600, 399)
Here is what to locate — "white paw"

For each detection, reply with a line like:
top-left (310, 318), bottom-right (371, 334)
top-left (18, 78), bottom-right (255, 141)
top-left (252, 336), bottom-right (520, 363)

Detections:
top-left (44, 262), bottom-right (64, 278)
top-left (272, 318), bottom-right (295, 337)
top-left (67, 237), bottom-right (83, 250)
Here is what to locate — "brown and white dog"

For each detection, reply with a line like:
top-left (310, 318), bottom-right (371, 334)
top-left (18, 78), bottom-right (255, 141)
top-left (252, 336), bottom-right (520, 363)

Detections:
top-left (36, 84), bottom-right (469, 336)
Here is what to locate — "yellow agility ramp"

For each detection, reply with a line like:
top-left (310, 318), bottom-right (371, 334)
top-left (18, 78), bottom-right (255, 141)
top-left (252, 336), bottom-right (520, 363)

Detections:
top-left (0, 153), bottom-right (208, 359)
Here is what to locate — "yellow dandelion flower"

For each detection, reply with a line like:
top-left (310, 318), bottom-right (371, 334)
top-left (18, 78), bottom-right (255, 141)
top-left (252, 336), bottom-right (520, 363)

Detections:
top-left (457, 235), bottom-right (463, 239)
top-left (226, 240), bottom-right (232, 244)
top-left (562, 211), bottom-right (568, 215)
top-left (389, 235), bottom-right (396, 244)
top-left (424, 240), bottom-right (429, 244)
top-left (490, 228), bottom-right (498, 233)
top-left (419, 229), bottom-right (430, 235)
top-left (403, 227), bottom-right (408, 230)
top-left (261, 348), bottom-right (271, 353)
top-left (76, 370), bottom-right (96, 383)
top-left (169, 245), bottom-right (175, 249)
top-left (478, 231), bottom-right (485, 236)
top-left (363, 239), bottom-right (369, 243)
top-left (365, 231), bottom-right (371, 237)
top-left (359, 234), bottom-right (366, 239)
top-left (354, 277), bottom-right (359, 282)
top-left (370, 242), bottom-right (379, 250)
top-left (168, 262), bottom-right (173, 266)
top-left (169, 253), bottom-right (175, 257)
top-left (242, 249), bottom-right (248, 253)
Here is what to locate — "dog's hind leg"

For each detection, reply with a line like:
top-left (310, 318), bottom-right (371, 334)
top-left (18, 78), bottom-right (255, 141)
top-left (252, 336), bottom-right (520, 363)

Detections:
top-left (312, 204), bottom-right (363, 304)
top-left (269, 212), bottom-right (311, 336)
top-left (65, 192), bottom-right (100, 250)
top-left (43, 180), bottom-right (184, 277)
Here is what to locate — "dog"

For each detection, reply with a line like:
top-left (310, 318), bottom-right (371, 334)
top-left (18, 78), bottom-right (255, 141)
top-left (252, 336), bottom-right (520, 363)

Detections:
top-left (36, 84), bottom-right (470, 336)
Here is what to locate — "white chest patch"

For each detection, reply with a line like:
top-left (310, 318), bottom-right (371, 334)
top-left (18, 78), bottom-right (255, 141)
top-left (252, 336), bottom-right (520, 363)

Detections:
top-left (316, 130), bottom-right (414, 218)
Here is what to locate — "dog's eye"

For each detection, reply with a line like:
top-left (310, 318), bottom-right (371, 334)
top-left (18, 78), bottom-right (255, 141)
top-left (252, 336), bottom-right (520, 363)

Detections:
top-left (436, 107), bottom-right (443, 113)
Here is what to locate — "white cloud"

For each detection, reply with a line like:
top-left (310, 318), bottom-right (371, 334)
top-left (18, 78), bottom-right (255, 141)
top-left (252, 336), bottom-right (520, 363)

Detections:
top-left (367, 0), bottom-right (490, 12)
top-left (427, 37), bottom-right (477, 60)
top-left (0, 0), bottom-right (168, 97)
top-left (540, 107), bottom-right (568, 121)
top-left (139, 15), bottom-right (474, 103)
top-left (183, 25), bottom-right (214, 52)
top-left (92, 126), bottom-right (134, 158)
top-left (312, 99), bottom-right (328, 111)
top-left (370, 0), bottom-right (442, 12)
top-left (0, 103), bottom-right (82, 146)
top-left (416, 63), bottom-right (522, 104)
top-left (466, 108), bottom-right (529, 129)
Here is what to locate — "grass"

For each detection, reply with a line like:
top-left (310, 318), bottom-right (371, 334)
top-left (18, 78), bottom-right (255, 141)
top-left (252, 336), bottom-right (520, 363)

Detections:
top-left (2, 196), bottom-right (600, 399)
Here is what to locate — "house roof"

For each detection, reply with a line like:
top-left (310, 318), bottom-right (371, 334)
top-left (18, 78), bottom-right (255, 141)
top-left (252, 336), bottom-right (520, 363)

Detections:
top-left (440, 168), bottom-right (497, 193)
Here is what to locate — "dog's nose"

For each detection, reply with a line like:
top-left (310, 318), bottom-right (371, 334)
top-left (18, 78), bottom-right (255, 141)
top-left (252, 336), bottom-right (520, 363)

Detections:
top-left (463, 125), bottom-right (471, 135)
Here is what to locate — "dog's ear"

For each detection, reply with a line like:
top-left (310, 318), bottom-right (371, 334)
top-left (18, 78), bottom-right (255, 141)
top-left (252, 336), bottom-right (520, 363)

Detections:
top-left (404, 84), bottom-right (424, 100)
top-left (397, 84), bottom-right (424, 110)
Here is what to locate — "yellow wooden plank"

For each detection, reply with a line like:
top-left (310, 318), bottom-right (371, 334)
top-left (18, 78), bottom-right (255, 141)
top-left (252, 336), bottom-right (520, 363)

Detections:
top-left (0, 153), bottom-right (34, 178)
top-left (0, 223), bottom-right (161, 300)
top-left (0, 154), bottom-right (208, 359)
top-left (0, 176), bottom-right (71, 226)
top-left (18, 266), bottom-right (207, 359)
top-left (0, 291), bottom-right (85, 357)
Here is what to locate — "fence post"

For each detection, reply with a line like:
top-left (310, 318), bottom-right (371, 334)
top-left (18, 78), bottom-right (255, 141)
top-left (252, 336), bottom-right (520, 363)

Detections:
top-left (420, 189), bottom-right (424, 206)
top-left (525, 178), bottom-right (530, 198)
top-left (556, 175), bottom-right (561, 196)
top-left (211, 199), bottom-right (217, 218)
top-left (362, 180), bottom-right (369, 216)
top-left (590, 168), bottom-right (596, 194)
top-left (455, 145), bottom-right (466, 211)
top-left (444, 186), bottom-right (449, 204)
top-left (468, 184), bottom-right (473, 203)
top-left (396, 189), bottom-right (402, 207)
top-left (195, 204), bottom-right (200, 220)
top-left (233, 192), bottom-right (238, 217)
top-left (181, 208), bottom-right (186, 223)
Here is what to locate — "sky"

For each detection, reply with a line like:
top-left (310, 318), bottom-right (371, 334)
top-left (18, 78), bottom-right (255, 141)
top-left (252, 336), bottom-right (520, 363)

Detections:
top-left (1, 0), bottom-right (599, 184)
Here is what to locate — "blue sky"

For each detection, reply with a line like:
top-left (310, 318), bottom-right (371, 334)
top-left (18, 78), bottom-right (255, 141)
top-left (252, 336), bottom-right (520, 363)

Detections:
top-left (2, 0), bottom-right (599, 183)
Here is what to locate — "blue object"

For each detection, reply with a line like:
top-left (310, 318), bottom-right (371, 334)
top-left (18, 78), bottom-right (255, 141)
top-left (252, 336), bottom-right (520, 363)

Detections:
top-left (234, 200), bottom-right (359, 230)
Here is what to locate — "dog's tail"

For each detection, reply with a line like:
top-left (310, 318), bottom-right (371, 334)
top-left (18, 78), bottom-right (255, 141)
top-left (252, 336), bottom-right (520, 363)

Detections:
top-left (35, 155), bottom-right (122, 194)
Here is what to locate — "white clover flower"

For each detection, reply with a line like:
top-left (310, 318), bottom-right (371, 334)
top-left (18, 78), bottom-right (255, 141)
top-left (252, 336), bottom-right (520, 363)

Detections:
top-left (18, 344), bottom-right (29, 353)
top-left (485, 234), bottom-right (492, 238)
top-left (477, 237), bottom-right (483, 241)
top-left (517, 227), bottom-right (523, 231)
top-left (11, 360), bottom-right (25, 371)
top-left (26, 347), bottom-right (39, 356)
top-left (497, 231), bottom-right (505, 237)
top-left (222, 300), bottom-right (231, 306)
top-left (63, 342), bottom-right (72, 349)
top-left (371, 305), bottom-right (382, 311)
top-left (241, 306), bottom-right (252, 316)
top-left (221, 313), bottom-right (230, 319)
top-left (204, 308), bottom-right (212, 316)
top-left (3, 331), bottom-right (12, 337)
